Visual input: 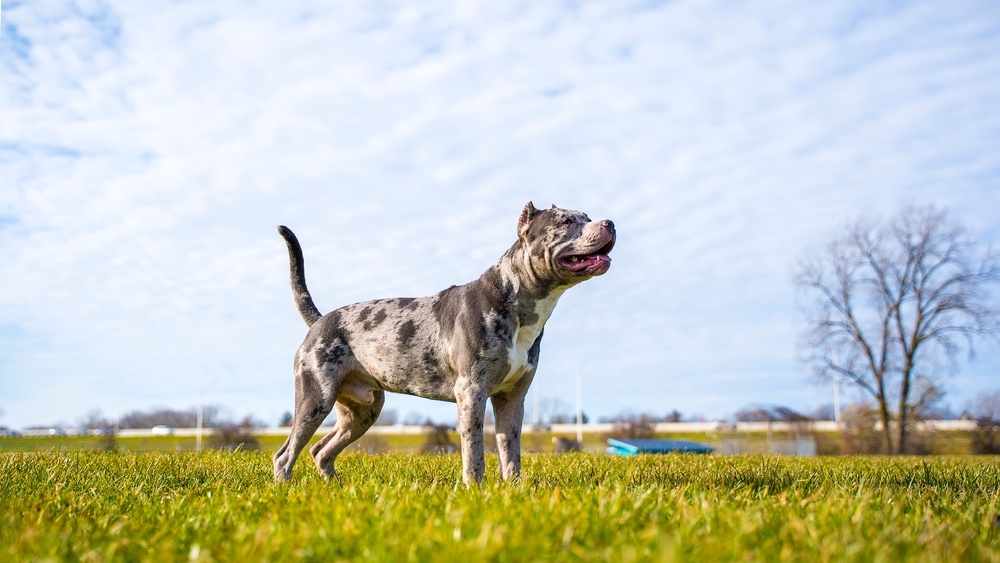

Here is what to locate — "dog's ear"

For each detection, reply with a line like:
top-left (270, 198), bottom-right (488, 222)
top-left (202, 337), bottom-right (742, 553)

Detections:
top-left (551, 204), bottom-right (557, 209)
top-left (518, 201), bottom-right (539, 238)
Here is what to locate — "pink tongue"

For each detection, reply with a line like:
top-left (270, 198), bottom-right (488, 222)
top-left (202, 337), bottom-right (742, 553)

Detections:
top-left (582, 254), bottom-right (611, 267)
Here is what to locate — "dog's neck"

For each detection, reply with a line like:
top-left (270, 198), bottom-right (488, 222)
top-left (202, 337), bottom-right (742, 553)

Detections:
top-left (497, 241), bottom-right (563, 299)
top-left (488, 242), bottom-right (567, 328)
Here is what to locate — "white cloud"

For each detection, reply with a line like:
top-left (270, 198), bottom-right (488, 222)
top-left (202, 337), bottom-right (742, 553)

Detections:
top-left (1, 0), bottom-right (999, 428)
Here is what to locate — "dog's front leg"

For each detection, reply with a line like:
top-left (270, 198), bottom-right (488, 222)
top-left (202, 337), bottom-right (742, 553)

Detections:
top-left (491, 390), bottom-right (526, 481)
top-left (454, 378), bottom-right (488, 485)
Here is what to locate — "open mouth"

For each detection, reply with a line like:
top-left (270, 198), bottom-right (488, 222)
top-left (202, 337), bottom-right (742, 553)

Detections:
top-left (557, 240), bottom-right (615, 273)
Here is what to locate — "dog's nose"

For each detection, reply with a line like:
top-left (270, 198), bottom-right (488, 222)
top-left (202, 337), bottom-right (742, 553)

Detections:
top-left (601, 220), bottom-right (615, 234)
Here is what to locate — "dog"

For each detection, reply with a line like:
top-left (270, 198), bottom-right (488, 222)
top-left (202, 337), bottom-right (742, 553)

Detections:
top-left (272, 202), bottom-right (616, 484)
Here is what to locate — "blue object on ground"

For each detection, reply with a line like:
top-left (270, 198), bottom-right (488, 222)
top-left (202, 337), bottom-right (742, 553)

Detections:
top-left (606, 438), bottom-right (714, 456)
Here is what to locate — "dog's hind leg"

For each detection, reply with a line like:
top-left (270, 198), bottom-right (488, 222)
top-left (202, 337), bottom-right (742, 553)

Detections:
top-left (272, 366), bottom-right (338, 482)
top-left (309, 390), bottom-right (385, 478)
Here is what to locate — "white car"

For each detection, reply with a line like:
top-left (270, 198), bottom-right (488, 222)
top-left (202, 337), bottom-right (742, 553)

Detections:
top-left (151, 425), bottom-right (174, 436)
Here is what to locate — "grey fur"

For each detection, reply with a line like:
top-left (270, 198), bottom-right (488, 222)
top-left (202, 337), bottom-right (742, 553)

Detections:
top-left (273, 202), bottom-right (616, 485)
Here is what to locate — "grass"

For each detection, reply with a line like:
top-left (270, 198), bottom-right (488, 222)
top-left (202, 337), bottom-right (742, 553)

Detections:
top-left (0, 426), bottom-right (978, 456)
top-left (2, 452), bottom-right (999, 562)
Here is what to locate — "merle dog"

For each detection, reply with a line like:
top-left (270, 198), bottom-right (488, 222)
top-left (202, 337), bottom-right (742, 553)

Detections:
top-left (273, 202), bottom-right (615, 484)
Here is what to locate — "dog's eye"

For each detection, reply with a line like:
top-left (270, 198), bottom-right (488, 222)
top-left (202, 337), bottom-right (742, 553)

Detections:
top-left (561, 217), bottom-right (576, 226)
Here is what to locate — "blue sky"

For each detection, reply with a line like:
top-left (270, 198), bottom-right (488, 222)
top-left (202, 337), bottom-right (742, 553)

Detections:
top-left (1, 0), bottom-right (998, 428)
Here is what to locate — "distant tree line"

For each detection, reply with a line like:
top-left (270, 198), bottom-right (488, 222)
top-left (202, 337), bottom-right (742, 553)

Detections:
top-left (73, 406), bottom-right (265, 451)
top-left (74, 406), bottom-right (264, 431)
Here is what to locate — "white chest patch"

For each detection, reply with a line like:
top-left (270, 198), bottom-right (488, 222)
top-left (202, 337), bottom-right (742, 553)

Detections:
top-left (500, 288), bottom-right (566, 389)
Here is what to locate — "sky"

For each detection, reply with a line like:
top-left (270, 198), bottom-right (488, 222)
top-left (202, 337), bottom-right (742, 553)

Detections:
top-left (1, 0), bottom-right (999, 429)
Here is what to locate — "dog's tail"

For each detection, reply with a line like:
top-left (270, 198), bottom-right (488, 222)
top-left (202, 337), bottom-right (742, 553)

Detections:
top-left (277, 226), bottom-right (323, 327)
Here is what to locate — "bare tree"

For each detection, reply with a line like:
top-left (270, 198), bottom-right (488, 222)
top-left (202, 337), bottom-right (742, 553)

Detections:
top-left (537, 398), bottom-right (575, 424)
top-left (420, 422), bottom-right (457, 454)
top-left (79, 409), bottom-right (115, 432)
top-left (734, 405), bottom-right (812, 423)
top-left (207, 415), bottom-right (264, 451)
top-left (795, 205), bottom-right (999, 454)
top-left (603, 411), bottom-right (659, 438)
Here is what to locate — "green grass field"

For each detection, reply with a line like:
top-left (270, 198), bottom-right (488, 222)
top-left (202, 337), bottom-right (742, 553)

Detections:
top-left (0, 425), bottom-right (977, 457)
top-left (2, 451), bottom-right (998, 562)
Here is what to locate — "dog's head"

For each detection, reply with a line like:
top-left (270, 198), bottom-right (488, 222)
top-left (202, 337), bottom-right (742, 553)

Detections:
top-left (516, 201), bottom-right (616, 287)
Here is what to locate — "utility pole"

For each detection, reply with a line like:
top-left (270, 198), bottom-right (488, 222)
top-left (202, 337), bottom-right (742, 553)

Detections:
top-left (114, 376), bottom-right (122, 436)
top-left (533, 387), bottom-right (539, 427)
top-left (576, 374), bottom-right (583, 446)
top-left (196, 380), bottom-right (218, 453)
top-left (833, 349), bottom-right (842, 427)
top-left (196, 390), bottom-right (204, 453)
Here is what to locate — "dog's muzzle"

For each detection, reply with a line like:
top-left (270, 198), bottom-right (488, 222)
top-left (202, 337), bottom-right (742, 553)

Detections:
top-left (557, 220), bottom-right (616, 276)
